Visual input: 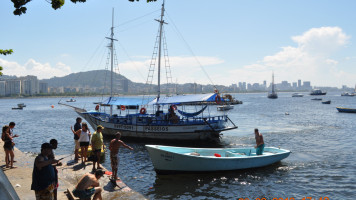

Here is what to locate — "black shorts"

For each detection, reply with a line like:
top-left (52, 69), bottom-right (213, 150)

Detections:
top-left (80, 142), bottom-right (89, 147)
top-left (93, 149), bottom-right (101, 153)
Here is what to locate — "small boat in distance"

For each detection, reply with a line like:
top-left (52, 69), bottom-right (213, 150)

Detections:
top-left (310, 89), bottom-right (327, 95)
top-left (66, 98), bottom-right (76, 102)
top-left (17, 103), bottom-right (26, 107)
top-left (322, 100), bottom-right (331, 104)
top-left (146, 145), bottom-right (291, 174)
top-left (292, 93), bottom-right (304, 97)
top-left (217, 104), bottom-right (234, 111)
top-left (267, 72), bottom-right (278, 99)
top-left (341, 92), bottom-right (354, 97)
top-left (311, 98), bottom-right (322, 101)
top-left (336, 107), bottom-right (356, 113)
top-left (12, 103), bottom-right (26, 110)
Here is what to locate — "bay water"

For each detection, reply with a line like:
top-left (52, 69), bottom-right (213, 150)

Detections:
top-left (1, 92), bottom-right (355, 199)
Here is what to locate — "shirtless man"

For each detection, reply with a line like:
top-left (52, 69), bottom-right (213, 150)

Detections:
top-left (254, 128), bottom-right (265, 155)
top-left (109, 132), bottom-right (133, 180)
top-left (72, 170), bottom-right (104, 200)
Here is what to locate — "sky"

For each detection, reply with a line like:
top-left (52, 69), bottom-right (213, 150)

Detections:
top-left (1, 0), bottom-right (356, 88)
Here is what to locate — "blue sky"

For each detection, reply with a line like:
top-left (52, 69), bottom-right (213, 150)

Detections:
top-left (1, 0), bottom-right (356, 88)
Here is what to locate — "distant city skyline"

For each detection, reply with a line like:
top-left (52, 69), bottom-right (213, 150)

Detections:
top-left (1, 1), bottom-right (356, 88)
top-left (1, 73), bottom-right (354, 97)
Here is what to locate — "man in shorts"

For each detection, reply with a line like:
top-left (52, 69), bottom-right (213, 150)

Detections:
top-left (91, 125), bottom-right (104, 171)
top-left (49, 139), bottom-right (62, 200)
top-left (254, 128), bottom-right (265, 155)
top-left (72, 169), bottom-right (104, 200)
top-left (72, 117), bottom-right (82, 161)
top-left (109, 132), bottom-right (133, 180)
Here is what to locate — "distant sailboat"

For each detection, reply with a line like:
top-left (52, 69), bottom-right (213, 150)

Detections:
top-left (268, 72), bottom-right (278, 99)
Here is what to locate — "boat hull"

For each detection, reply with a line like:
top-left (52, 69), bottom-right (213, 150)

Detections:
top-left (336, 107), bottom-right (356, 113)
top-left (77, 111), bottom-right (230, 141)
top-left (146, 145), bottom-right (291, 173)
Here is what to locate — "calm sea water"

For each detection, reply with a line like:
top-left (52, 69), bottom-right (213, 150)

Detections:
top-left (1, 92), bottom-right (355, 199)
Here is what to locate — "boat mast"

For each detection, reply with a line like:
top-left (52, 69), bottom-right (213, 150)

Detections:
top-left (106, 8), bottom-right (117, 116)
top-left (272, 72), bottom-right (275, 94)
top-left (155, 0), bottom-right (167, 111)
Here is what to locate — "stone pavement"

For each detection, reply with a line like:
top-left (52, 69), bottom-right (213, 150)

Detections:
top-left (0, 140), bottom-right (146, 200)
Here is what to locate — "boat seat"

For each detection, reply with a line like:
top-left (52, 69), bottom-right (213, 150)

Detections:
top-left (225, 151), bottom-right (246, 157)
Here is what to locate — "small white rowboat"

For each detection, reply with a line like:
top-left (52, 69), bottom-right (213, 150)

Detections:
top-left (146, 145), bottom-right (291, 173)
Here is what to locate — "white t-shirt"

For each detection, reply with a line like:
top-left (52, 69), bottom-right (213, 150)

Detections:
top-left (78, 130), bottom-right (90, 142)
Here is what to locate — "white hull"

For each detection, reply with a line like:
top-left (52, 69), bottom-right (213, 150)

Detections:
top-left (217, 105), bottom-right (234, 111)
top-left (77, 111), bottom-right (230, 141)
top-left (146, 145), bottom-right (291, 173)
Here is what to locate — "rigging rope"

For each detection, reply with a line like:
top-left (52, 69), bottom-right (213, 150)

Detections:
top-left (165, 11), bottom-right (219, 92)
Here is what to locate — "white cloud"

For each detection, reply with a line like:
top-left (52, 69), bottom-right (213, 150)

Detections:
top-left (226, 26), bottom-right (353, 86)
top-left (0, 58), bottom-right (72, 79)
top-left (118, 56), bottom-right (224, 84)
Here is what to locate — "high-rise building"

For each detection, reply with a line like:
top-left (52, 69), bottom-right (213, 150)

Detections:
top-left (21, 75), bottom-right (39, 95)
top-left (5, 79), bottom-right (21, 96)
top-left (0, 81), bottom-right (5, 96)
top-left (39, 82), bottom-right (49, 94)
top-left (298, 79), bottom-right (301, 88)
top-left (303, 81), bottom-right (311, 90)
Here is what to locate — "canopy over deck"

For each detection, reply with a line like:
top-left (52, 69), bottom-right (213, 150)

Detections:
top-left (148, 93), bottom-right (224, 105)
top-left (101, 97), bottom-right (152, 106)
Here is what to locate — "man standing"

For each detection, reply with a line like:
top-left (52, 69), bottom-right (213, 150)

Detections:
top-left (254, 128), bottom-right (265, 155)
top-left (91, 125), bottom-right (104, 171)
top-left (109, 132), bottom-right (133, 180)
top-left (9, 122), bottom-right (18, 138)
top-left (49, 139), bottom-right (62, 200)
top-left (72, 117), bottom-right (82, 161)
top-left (31, 143), bottom-right (59, 200)
top-left (72, 170), bottom-right (104, 200)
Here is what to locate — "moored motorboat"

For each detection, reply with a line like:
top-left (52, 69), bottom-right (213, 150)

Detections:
top-left (310, 89), bottom-right (326, 95)
top-left (217, 104), bottom-right (234, 111)
top-left (341, 92), bottom-right (354, 96)
top-left (66, 98), bottom-right (76, 102)
top-left (17, 103), bottom-right (26, 107)
top-left (292, 93), bottom-right (304, 97)
top-left (322, 100), bottom-right (331, 104)
top-left (311, 98), bottom-right (322, 101)
top-left (336, 107), bottom-right (356, 113)
top-left (146, 145), bottom-right (291, 173)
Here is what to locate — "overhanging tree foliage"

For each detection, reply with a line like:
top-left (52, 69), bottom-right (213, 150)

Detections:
top-left (0, 49), bottom-right (13, 76)
top-left (11, 0), bottom-right (157, 16)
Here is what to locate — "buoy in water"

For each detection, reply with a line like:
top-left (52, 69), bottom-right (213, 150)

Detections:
top-left (51, 105), bottom-right (54, 108)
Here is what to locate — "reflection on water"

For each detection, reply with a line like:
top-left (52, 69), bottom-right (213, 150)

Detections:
top-left (1, 92), bottom-right (356, 199)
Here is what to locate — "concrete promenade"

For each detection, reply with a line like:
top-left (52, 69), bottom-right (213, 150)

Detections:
top-left (0, 140), bottom-right (146, 200)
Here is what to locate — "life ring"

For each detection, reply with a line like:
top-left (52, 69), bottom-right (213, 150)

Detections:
top-left (120, 105), bottom-right (126, 111)
top-left (215, 95), bottom-right (222, 104)
top-left (170, 104), bottom-right (177, 111)
top-left (140, 107), bottom-right (146, 114)
top-left (95, 105), bottom-right (100, 111)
